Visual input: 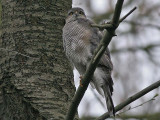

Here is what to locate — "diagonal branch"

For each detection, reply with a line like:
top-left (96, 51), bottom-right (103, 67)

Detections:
top-left (65, 0), bottom-right (125, 120)
top-left (119, 7), bottom-right (137, 23)
top-left (117, 94), bottom-right (158, 115)
top-left (116, 112), bottom-right (160, 119)
top-left (95, 80), bottom-right (160, 120)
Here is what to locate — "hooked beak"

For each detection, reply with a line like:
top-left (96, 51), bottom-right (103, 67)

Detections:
top-left (73, 11), bottom-right (78, 18)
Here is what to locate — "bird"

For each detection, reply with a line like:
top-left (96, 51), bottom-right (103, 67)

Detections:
top-left (62, 7), bottom-right (115, 115)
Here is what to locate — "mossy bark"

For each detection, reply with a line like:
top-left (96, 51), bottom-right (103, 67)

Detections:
top-left (0, 0), bottom-right (75, 120)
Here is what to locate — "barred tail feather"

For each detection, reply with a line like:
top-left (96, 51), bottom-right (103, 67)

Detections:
top-left (102, 85), bottom-right (115, 116)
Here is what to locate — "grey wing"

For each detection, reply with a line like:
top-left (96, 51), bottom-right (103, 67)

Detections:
top-left (89, 25), bottom-right (113, 70)
top-left (98, 51), bottom-right (114, 93)
top-left (99, 49), bottom-right (113, 70)
top-left (90, 24), bottom-right (114, 92)
top-left (89, 23), bottom-right (115, 114)
top-left (78, 17), bottom-right (114, 85)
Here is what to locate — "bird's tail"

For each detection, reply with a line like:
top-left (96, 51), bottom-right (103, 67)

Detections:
top-left (102, 85), bottom-right (115, 116)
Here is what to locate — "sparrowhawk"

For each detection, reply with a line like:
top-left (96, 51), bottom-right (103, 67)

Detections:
top-left (62, 7), bottom-right (115, 115)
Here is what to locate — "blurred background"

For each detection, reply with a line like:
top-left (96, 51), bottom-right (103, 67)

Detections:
top-left (72, 0), bottom-right (160, 120)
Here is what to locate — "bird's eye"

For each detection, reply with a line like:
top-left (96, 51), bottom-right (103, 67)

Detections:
top-left (69, 12), bottom-right (74, 15)
top-left (79, 11), bottom-right (84, 15)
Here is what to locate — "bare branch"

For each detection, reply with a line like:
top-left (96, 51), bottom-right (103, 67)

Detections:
top-left (116, 112), bottom-right (160, 119)
top-left (91, 6), bottom-right (137, 30)
top-left (90, 88), bottom-right (106, 110)
top-left (119, 7), bottom-right (137, 23)
top-left (95, 80), bottom-right (160, 120)
top-left (117, 94), bottom-right (158, 115)
top-left (91, 23), bottom-right (113, 30)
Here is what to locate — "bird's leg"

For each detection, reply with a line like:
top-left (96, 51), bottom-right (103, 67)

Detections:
top-left (79, 76), bottom-right (83, 87)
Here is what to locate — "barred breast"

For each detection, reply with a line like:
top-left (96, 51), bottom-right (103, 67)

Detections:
top-left (63, 20), bottom-right (92, 74)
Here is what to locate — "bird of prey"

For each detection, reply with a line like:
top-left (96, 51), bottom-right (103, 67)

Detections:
top-left (63, 7), bottom-right (115, 115)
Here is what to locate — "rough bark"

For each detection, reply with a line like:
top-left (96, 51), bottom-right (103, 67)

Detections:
top-left (0, 0), bottom-right (75, 120)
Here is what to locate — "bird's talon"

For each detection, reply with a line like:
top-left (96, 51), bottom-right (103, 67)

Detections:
top-left (79, 76), bottom-right (83, 87)
top-left (80, 79), bottom-right (83, 87)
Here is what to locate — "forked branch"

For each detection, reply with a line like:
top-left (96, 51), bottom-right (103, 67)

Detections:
top-left (96, 80), bottom-right (160, 120)
top-left (92, 7), bottom-right (137, 30)
top-left (65, 0), bottom-right (137, 120)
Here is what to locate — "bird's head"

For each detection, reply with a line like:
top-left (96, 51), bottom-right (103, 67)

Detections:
top-left (65, 7), bottom-right (86, 23)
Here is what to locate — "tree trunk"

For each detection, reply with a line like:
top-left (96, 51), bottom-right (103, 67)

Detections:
top-left (0, 0), bottom-right (75, 120)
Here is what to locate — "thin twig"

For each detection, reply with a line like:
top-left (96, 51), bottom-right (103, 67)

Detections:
top-left (91, 24), bottom-right (113, 30)
top-left (115, 112), bottom-right (160, 119)
top-left (119, 7), bottom-right (137, 23)
top-left (91, 6), bottom-right (137, 30)
top-left (90, 88), bottom-right (106, 110)
top-left (95, 80), bottom-right (160, 120)
top-left (117, 94), bottom-right (158, 115)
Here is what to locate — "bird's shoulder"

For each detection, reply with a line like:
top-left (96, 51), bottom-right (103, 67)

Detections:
top-left (77, 18), bottom-right (94, 25)
top-left (76, 18), bottom-right (99, 32)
